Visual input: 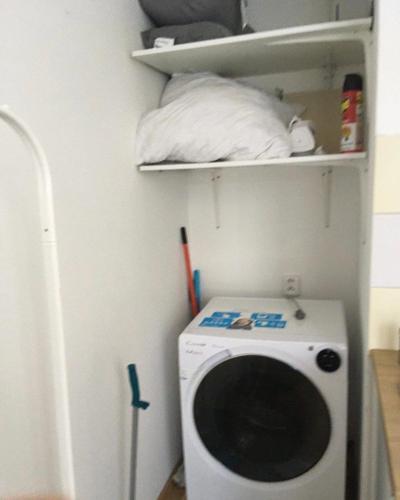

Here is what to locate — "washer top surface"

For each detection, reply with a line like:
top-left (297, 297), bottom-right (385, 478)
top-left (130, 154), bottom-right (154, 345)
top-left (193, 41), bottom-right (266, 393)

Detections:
top-left (183, 297), bottom-right (346, 345)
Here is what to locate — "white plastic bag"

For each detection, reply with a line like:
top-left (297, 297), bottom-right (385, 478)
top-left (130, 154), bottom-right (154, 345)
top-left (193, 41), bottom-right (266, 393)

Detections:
top-left (136, 73), bottom-right (295, 165)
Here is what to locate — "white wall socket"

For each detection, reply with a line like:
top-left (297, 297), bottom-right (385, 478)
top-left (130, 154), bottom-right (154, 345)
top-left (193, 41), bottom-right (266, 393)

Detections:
top-left (282, 274), bottom-right (301, 297)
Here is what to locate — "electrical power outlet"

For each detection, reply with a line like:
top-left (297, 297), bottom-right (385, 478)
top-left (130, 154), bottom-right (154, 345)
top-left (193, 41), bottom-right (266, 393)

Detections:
top-left (282, 274), bottom-right (301, 297)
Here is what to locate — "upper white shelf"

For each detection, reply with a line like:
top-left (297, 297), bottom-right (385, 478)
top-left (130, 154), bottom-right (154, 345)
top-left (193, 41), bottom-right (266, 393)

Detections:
top-left (132, 18), bottom-right (372, 77)
top-left (139, 152), bottom-right (367, 172)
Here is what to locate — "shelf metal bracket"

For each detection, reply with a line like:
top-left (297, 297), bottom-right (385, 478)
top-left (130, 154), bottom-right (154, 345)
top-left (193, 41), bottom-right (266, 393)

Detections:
top-left (322, 166), bottom-right (333, 229)
top-left (211, 169), bottom-right (221, 230)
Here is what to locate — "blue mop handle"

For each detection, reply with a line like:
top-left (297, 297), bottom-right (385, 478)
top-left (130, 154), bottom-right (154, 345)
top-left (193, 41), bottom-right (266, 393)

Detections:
top-left (127, 364), bottom-right (150, 410)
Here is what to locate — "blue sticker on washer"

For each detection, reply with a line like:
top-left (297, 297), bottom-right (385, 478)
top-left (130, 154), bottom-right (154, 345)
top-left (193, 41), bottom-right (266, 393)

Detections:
top-left (251, 313), bottom-right (283, 321)
top-left (254, 320), bottom-right (287, 329)
top-left (200, 317), bottom-right (234, 328)
top-left (211, 311), bottom-right (241, 319)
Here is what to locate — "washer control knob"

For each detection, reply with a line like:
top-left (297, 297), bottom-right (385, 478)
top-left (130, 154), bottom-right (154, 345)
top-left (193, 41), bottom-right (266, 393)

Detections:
top-left (316, 349), bottom-right (341, 372)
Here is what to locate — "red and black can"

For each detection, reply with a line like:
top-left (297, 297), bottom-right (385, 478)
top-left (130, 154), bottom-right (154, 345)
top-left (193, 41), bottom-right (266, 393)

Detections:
top-left (341, 74), bottom-right (364, 153)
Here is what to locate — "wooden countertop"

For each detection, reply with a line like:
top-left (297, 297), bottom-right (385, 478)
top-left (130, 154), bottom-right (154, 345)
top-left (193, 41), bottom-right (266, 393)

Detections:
top-left (371, 349), bottom-right (400, 500)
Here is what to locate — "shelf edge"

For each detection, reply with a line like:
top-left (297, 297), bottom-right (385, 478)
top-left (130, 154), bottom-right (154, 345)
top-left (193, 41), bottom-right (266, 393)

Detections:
top-left (131, 18), bottom-right (372, 60)
top-left (137, 153), bottom-right (368, 172)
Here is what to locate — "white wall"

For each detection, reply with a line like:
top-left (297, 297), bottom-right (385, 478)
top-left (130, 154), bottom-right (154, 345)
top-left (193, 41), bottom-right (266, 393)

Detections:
top-left (375, 0), bottom-right (400, 136)
top-left (0, 1), bottom-right (188, 499)
top-left (188, 167), bottom-right (360, 313)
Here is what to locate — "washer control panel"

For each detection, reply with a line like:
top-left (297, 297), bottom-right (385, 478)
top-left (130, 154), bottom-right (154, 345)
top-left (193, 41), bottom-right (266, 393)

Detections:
top-left (316, 349), bottom-right (341, 372)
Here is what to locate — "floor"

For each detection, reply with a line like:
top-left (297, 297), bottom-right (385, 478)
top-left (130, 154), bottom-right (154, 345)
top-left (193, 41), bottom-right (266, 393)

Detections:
top-left (158, 464), bottom-right (186, 500)
top-left (159, 473), bottom-right (359, 500)
top-left (160, 480), bottom-right (355, 500)
top-left (159, 471), bottom-right (356, 500)
top-left (159, 447), bottom-right (357, 500)
top-left (158, 477), bottom-right (185, 500)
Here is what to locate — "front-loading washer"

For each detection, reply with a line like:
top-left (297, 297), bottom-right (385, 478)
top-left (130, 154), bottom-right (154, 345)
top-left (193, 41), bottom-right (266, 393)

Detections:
top-left (179, 297), bottom-right (348, 500)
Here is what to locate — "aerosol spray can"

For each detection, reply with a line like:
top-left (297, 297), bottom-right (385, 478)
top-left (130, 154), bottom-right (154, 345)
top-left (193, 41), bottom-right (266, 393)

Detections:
top-left (341, 74), bottom-right (364, 153)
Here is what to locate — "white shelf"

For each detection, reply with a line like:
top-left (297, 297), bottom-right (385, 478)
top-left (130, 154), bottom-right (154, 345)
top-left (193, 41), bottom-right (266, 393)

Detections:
top-left (132, 18), bottom-right (371, 77)
top-left (138, 152), bottom-right (367, 172)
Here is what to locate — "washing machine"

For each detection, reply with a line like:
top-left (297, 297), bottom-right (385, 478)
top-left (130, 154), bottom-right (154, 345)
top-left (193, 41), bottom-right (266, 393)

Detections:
top-left (179, 297), bottom-right (348, 500)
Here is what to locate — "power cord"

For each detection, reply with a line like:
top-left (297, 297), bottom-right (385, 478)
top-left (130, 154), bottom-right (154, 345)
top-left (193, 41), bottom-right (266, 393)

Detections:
top-left (287, 297), bottom-right (306, 320)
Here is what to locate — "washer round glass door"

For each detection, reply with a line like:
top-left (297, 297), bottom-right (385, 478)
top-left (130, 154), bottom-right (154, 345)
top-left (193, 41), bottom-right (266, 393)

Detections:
top-left (193, 355), bottom-right (331, 482)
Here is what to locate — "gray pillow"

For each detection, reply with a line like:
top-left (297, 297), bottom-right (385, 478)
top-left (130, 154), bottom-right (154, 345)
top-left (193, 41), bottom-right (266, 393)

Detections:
top-left (138, 0), bottom-right (243, 35)
top-left (141, 22), bottom-right (232, 49)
